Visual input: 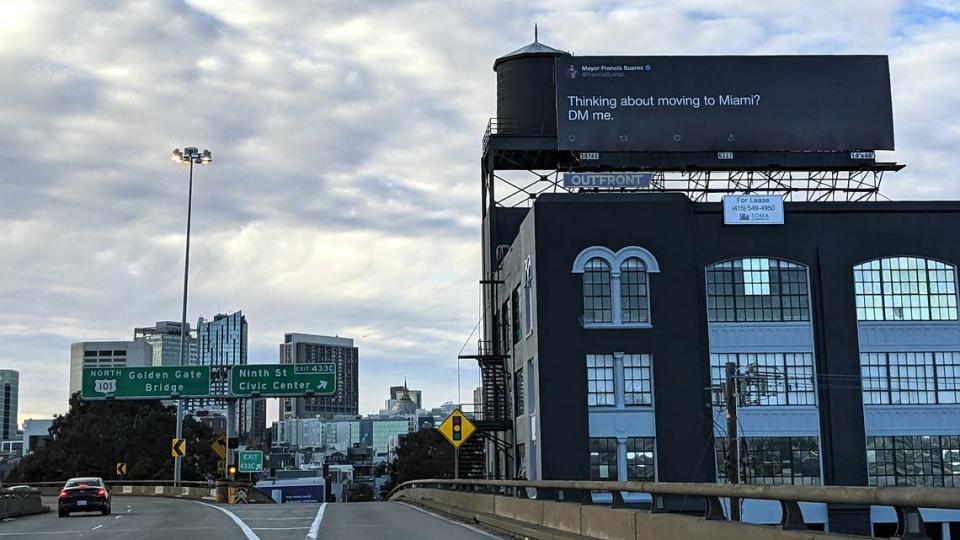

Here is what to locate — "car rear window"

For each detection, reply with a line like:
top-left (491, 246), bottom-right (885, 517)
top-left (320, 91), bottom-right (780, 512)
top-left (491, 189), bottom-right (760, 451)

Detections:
top-left (65, 478), bottom-right (102, 487)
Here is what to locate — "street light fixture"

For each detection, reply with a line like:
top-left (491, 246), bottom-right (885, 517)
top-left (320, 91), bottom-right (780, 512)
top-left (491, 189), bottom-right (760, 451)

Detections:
top-left (171, 146), bottom-right (212, 485)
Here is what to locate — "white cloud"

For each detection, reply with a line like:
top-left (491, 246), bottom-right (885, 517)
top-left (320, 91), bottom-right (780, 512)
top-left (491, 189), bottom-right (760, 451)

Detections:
top-left (2, 0), bottom-right (959, 424)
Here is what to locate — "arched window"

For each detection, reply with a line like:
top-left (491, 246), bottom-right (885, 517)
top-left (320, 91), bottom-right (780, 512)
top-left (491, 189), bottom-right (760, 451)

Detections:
top-left (620, 258), bottom-right (649, 323)
top-left (573, 246), bottom-right (660, 327)
top-left (854, 257), bottom-right (958, 321)
top-left (583, 258), bottom-right (612, 323)
top-left (705, 258), bottom-right (810, 322)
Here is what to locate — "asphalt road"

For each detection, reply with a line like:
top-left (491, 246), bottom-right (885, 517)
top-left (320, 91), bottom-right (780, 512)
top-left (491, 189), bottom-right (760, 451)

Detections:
top-left (0, 498), bottom-right (504, 540)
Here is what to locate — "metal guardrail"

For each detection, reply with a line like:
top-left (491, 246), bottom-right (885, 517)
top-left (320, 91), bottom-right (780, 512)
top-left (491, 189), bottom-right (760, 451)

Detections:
top-left (389, 479), bottom-right (960, 539)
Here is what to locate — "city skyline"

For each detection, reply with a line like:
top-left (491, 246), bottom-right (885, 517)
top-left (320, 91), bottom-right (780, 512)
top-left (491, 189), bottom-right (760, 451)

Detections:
top-left (2, 1), bottom-right (959, 422)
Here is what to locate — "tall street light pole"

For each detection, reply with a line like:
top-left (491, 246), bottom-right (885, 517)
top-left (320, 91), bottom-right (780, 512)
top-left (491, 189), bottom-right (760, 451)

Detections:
top-left (171, 146), bottom-right (212, 484)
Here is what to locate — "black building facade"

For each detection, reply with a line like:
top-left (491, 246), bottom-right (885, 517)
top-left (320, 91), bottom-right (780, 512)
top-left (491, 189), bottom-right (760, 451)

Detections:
top-left (470, 38), bottom-right (959, 536)
top-left (481, 193), bottom-right (960, 534)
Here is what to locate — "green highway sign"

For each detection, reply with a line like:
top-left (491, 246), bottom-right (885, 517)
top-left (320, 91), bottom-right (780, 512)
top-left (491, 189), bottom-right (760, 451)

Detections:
top-left (229, 363), bottom-right (336, 397)
top-left (238, 450), bottom-right (264, 473)
top-left (81, 366), bottom-right (211, 400)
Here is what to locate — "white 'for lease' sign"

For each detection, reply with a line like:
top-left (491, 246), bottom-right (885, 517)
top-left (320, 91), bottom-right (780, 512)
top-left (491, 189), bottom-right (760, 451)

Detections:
top-left (723, 195), bottom-right (785, 225)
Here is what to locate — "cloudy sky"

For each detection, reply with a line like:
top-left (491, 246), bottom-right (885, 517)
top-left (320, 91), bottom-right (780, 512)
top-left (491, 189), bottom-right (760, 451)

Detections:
top-left (2, 0), bottom-right (959, 424)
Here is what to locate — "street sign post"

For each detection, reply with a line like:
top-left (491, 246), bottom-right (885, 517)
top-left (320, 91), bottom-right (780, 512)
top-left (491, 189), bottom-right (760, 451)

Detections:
top-left (238, 450), bottom-right (264, 474)
top-left (229, 364), bottom-right (336, 397)
top-left (81, 366), bottom-right (211, 400)
top-left (171, 438), bottom-right (186, 458)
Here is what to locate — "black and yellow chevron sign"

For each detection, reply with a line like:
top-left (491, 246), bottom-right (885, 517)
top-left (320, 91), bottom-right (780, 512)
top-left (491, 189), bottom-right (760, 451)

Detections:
top-left (116, 462), bottom-right (127, 475)
top-left (171, 438), bottom-right (187, 458)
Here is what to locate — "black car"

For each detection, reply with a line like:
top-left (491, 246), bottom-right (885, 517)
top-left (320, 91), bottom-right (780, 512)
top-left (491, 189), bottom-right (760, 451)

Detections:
top-left (58, 477), bottom-right (111, 517)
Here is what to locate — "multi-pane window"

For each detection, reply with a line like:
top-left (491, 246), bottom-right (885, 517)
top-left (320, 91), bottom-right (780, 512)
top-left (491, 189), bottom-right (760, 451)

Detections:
top-left (626, 437), bottom-right (655, 480)
top-left (867, 435), bottom-right (960, 487)
top-left (514, 367), bottom-right (525, 417)
top-left (623, 354), bottom-right (653, 406)
top-left (860, 352), bottom-right (960, 405)
top-left (716, 437), bottom-right (821, 485)
top-left (854, 257), bottom-right (958, 321)
top-left (620, 258), bottom-right (649, 323)
top-left (710, 353), bottom-right (816, 406)
top-left (589, 437), bottom-right (619, 480)
top-left (586, 354), bottom-right (615, 406)
top-left (706, 258), bottom-right (810, 322)
top-left (583, 258), bottom-right (613, 323)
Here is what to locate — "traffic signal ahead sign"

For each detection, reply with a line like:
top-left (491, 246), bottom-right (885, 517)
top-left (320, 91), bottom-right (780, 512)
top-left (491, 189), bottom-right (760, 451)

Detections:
top-left (439, 408), bottom-right (476, 449)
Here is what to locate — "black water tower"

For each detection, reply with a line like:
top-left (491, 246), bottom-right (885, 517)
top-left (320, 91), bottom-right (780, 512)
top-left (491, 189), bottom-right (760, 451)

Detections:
top-left (493, 37), bottom-right (570, 137)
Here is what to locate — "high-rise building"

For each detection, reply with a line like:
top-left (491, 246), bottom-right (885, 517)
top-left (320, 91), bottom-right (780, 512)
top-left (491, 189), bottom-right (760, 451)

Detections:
top-left (133, 321), bottom-right (198, 367)
top-left (389, 384), bottom-right (422, 409)
top-left (0, 370), bottom-right (18, 442)
top-left (191, 311), bottom-right (248, 429)
top-left (197, 311), bottom-right (248, 390)
top-left (279, 334), bottom-right (358, 420)
top-left (242, 398), bottom-right (267, 448)
top-left (69, 341), bottom-right (152, 395)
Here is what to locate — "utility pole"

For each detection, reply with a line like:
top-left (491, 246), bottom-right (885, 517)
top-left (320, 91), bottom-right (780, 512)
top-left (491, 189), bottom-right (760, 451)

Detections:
top-left (724, 361), bottom-right (741, 522)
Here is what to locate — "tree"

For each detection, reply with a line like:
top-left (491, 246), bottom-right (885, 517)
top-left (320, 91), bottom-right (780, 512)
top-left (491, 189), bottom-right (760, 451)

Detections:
top-left (346, 481), bottom-right (374, 502)
top-left (10, 393), bottom-right (218, 482)
top-left (382, 429), bottom-right (454, 496)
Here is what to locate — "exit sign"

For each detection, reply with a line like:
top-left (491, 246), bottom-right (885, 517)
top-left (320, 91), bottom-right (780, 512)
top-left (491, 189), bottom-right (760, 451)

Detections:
top-left (238, 450), bottom-right (263, 473)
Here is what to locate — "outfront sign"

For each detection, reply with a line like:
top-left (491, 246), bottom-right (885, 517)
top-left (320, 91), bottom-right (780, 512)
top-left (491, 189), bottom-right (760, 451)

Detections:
top-left (229, 363), bottom-right (337, 397)
top-left (238, 450), bottom-right (264, 473)
top-left (81, 366), bottom-right (211, 400)
top-left (562, 172), bottom-right (652, 189)
top-left (723, 195), bottom-right (785, 225)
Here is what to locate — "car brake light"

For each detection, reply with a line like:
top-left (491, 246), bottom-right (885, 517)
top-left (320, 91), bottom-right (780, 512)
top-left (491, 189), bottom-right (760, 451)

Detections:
top-left (98, 488), bottom-right (107, 497)
top-left (59, 489), bottom-right (69, 498)
top-left (79, 483), bottom-right (88, 489)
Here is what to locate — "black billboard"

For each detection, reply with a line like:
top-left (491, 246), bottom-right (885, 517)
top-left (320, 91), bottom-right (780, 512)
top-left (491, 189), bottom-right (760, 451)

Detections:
top-left (555, 56), bottom-right (894, 153)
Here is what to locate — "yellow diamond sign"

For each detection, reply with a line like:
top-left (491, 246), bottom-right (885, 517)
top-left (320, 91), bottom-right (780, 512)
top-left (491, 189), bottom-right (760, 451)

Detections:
top-left (438, 408), bottom-right (476, 449)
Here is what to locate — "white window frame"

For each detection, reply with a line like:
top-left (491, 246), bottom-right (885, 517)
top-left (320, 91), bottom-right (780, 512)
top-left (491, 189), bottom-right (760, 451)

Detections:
top-left (572, 246), bottom-right (660, 329)
top-left (523, 256), bottom-right (534, 337)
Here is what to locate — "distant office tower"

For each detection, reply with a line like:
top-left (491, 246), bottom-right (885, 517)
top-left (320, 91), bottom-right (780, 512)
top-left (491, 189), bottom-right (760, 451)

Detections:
top-left (0, 370), bottom-right (18, 441)
top-left (279, 334), bottom-right (358, 420)
top-left (197, 311), bottom-right (247, 397)
top-left (473, 386), bottom-right (483, 417)
top-left (242, 397), bottom-right (267, 448)
top-left (389, 383), bottom-right (422, 409)
top-left (69, 341), bottom-right (152, 395)
top-left (134, 321), bottom-right (198, 367)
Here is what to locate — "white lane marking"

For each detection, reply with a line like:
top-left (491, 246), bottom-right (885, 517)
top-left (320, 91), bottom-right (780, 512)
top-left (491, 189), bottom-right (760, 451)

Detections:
top-left (91, 524), bottom-right (104, 530)
top-left (114, 515), bottom-right (122, 519)
top-left (306, 503), bottom-right (326, 540)
top-left (252, 527), bottom-right (310, 530)
top-left (190, 501), bottom-right (260, 540)
top-left (398, 502), bottom-right (500, 539)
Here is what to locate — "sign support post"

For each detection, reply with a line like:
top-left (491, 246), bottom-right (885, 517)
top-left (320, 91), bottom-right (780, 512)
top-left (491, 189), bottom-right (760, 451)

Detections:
top-left (226, 398), bottom-right (236, 480)
top-left (454, 448), bottom-right (459, 480)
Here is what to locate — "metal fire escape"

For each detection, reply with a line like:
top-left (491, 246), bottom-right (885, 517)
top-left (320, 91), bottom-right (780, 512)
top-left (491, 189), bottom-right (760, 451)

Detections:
top-left (458, 274), bottom-right (514, 479)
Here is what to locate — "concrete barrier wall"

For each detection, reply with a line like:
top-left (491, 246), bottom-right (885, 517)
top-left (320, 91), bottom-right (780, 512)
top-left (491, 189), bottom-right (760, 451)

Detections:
top-left (0, 491), bottom-right (48, 518)
top-left (393, 488), bottom-right (859, 540)
top-left (113, 485), bottom-right (215, 500)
